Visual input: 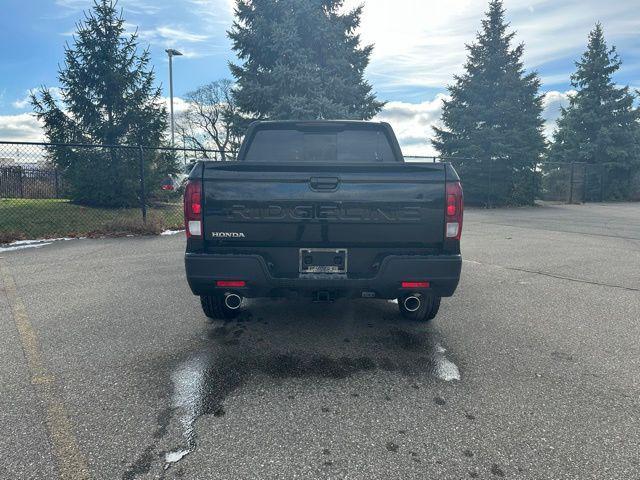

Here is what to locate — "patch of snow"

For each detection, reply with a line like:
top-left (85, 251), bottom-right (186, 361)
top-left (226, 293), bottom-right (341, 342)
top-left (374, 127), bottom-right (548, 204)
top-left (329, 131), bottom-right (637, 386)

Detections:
top-left (9, 240), bottom-right (43, 246)
top-left (0, 237), bottom-right (77, 253)
top-left (0, 242), bottom-right (53, 253)
top-left (165, 449), bottom-right (190, 464)
top-left (434, 357), bottom-right (461, 382)
top-left (9, 237), bottom-right (75, 246)
top-left (433, 343), bottom-right (460, 381)
top-left (161, 229), bottom-right (185, 236)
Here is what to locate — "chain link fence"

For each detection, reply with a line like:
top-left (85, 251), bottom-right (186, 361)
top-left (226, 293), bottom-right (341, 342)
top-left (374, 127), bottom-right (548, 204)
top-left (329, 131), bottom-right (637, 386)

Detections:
top-left (0, 141), bottom-right (227, 243)
top-left (536, 162), bottom-right (609, 204)
top-left (0, 143), bottom-right (627, 243)
top-left (408, 156), bottom-right (613, 206)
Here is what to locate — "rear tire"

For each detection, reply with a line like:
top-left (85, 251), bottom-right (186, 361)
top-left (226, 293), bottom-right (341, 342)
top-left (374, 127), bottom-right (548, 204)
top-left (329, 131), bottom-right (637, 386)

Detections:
top-left (398, 293), bottom-right (441, 322)
top-left (200, 295), bottom-right (241, 321)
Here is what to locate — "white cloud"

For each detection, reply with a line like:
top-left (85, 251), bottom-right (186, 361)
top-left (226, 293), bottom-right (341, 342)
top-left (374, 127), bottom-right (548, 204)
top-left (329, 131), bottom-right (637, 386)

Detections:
top-left (542, 90), bottom-right (575, 121)
top-left (375, 95), bottom-right (450, 156)
top-left (345, 0), bottom-right (640, 90)
top-left (55, 0), bottom-right (165, 16)
top-left (376, 89), bottom-right (576, 157)
top-left (144, 26), bottom-right (210, 44)
top-left (542, 89), bottom-right (575, 137)
top-left (0, 113), bottom-right (44, 142)
top-left (0, 89), bottom-right (579, 152)
top-left (12, 91), bottom-right (35, 110)
top-left (12, 88), bottom-right (63, 111)
top-left (0, 95), bottom-right (191, 144)
top-left (12, 98), bottom-right (30, 109)
top-left (188, 0), bottom-right (236, 20)
top-left (163, 96), bottom-right (190, 115)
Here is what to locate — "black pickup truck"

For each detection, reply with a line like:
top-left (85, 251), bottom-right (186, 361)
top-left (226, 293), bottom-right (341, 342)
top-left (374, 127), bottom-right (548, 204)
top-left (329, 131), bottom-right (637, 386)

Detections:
top-left (184, 121), bottom-right (463, 322)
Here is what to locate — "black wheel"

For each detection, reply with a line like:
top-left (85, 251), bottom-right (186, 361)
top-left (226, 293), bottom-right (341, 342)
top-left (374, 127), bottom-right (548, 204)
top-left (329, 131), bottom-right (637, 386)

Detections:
top-left (398, 293), bottom-right (441, 322)
top-left (200, 294), bottom-right (241, 321)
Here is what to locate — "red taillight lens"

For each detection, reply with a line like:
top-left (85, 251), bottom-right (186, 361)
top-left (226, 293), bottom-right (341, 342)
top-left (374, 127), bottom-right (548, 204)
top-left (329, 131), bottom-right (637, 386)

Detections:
top-left (445, 181), bottom-right (464, 240)
top-left (191, 192), bottom-right (201, 215)
top-left (184, 180), bottom-right (202, 238)
top-left (216, 280), bottom-right (246, 288)
top-left (447, 194), bottom-right (457, 216)
top-left (402, 281), bottom-right (430, 289)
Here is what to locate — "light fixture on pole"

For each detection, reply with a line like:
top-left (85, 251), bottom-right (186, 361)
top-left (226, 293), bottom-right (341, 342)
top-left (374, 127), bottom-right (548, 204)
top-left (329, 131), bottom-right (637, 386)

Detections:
top-left (165, 49), bottom-right (183, 147)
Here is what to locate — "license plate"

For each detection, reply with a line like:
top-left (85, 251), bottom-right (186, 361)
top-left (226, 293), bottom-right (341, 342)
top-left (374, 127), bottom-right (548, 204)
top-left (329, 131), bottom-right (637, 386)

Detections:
top-left (300, 249), bottom-right (348, 274)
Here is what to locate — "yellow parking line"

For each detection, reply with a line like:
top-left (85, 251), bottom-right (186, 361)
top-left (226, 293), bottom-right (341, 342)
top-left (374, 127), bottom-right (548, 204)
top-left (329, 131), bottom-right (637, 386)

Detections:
top-left (0, 263), bottom-right (90, 480)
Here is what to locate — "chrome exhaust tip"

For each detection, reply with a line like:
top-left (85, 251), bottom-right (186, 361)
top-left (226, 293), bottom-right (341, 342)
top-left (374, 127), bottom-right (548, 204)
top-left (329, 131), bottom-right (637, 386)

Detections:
top-left (224, 293), bottom-right (242, 310)
top-left (403, 295), bottom-right (421, 313)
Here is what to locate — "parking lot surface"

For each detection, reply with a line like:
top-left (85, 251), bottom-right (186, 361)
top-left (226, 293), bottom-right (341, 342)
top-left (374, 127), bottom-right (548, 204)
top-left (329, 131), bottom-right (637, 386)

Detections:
top-left (1, 203), bottom-right (639, 479)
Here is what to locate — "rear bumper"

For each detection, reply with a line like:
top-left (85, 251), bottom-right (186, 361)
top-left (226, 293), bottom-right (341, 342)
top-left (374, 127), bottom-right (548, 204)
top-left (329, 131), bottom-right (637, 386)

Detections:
top-left (185, 253), bottom-right (461, 299)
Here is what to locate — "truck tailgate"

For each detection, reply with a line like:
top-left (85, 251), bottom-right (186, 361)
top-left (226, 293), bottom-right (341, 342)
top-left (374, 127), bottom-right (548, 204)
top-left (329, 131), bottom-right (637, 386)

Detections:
top-left (201, 162), bottom-right (446, 248)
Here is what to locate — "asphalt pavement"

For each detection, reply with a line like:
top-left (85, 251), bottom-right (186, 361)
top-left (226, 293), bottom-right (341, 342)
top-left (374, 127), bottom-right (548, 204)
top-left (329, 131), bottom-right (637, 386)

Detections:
top-left (1, 202), bottom-right (639, 480)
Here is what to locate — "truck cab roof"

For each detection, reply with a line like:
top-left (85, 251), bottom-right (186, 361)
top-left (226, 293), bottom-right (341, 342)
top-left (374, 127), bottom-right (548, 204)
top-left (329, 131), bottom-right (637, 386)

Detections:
top-left (249, 120), bottom-right (391, 128)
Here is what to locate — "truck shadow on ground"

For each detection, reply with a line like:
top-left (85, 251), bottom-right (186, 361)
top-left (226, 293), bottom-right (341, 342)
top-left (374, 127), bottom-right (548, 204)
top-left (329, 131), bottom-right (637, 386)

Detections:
top-left (123, 298), bottom-right (461, 479)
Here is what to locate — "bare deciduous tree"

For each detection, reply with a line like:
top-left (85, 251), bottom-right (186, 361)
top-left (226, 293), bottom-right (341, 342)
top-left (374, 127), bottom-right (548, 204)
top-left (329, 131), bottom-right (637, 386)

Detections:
top-left (177, 79), bottom-right (241, 160)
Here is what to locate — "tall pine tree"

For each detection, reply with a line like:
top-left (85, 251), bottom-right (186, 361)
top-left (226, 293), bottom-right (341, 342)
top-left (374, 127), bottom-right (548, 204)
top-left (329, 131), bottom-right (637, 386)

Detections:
top-left (31, 0), bottom-right (174, 207)
top-left (549, 24), bottom-right (640, 200)
top-left (228, 0), bottom-right (384, 123)
top-left (433, 0), bottom-right (545, 206)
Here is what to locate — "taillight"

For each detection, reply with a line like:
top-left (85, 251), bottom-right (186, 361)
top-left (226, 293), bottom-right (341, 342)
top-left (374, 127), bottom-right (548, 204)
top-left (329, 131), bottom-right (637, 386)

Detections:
top-left (184, 180), bottom-right (202, 238)
top-left (445, 181), bottom-right (463, 240)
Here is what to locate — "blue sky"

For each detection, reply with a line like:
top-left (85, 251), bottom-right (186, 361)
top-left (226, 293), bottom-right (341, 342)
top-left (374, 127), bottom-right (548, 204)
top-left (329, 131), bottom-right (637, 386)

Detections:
top-left (1, 0), bottom-right (639, 154)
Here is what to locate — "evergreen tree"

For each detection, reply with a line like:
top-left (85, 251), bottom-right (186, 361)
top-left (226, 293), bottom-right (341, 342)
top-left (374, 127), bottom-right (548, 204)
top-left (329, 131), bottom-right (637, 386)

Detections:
top-left (433, 0), bottom-right (545, 206)
top-left (228, 0), bottom-right (384, 123)
top-left (31, 0), bottom-right (175, 207)
top-left (549, 24), bottom-right (640, 200)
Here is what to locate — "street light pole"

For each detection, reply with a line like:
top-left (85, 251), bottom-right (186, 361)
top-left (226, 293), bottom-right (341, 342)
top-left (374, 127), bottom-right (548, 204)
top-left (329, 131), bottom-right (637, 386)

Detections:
top-left (165, 49), bottom-right (183, 147)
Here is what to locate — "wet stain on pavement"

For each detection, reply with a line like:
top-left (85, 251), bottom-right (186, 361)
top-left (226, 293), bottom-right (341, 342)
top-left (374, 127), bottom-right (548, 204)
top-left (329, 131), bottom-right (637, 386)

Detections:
top-left (386, 441), bottom-right (399, 452)
top-left (122, 446), bottom-right (155, 480)
top-left (375, 328), bottom-right (461, 381)
top-left (124, 319), bottom-right (461, 476)
top-left (208, 326), bottom-right (228, 339)
top-left (491, 463), bottom-right (506, 477)
top-left (551, 350), bottom-right (575, 362)
top-left (377, 327), bottom-right (425, 351)
top-left (149, 350), bottom-right (380, 471)
top-left (153, 407), bottom-right (173, 439)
